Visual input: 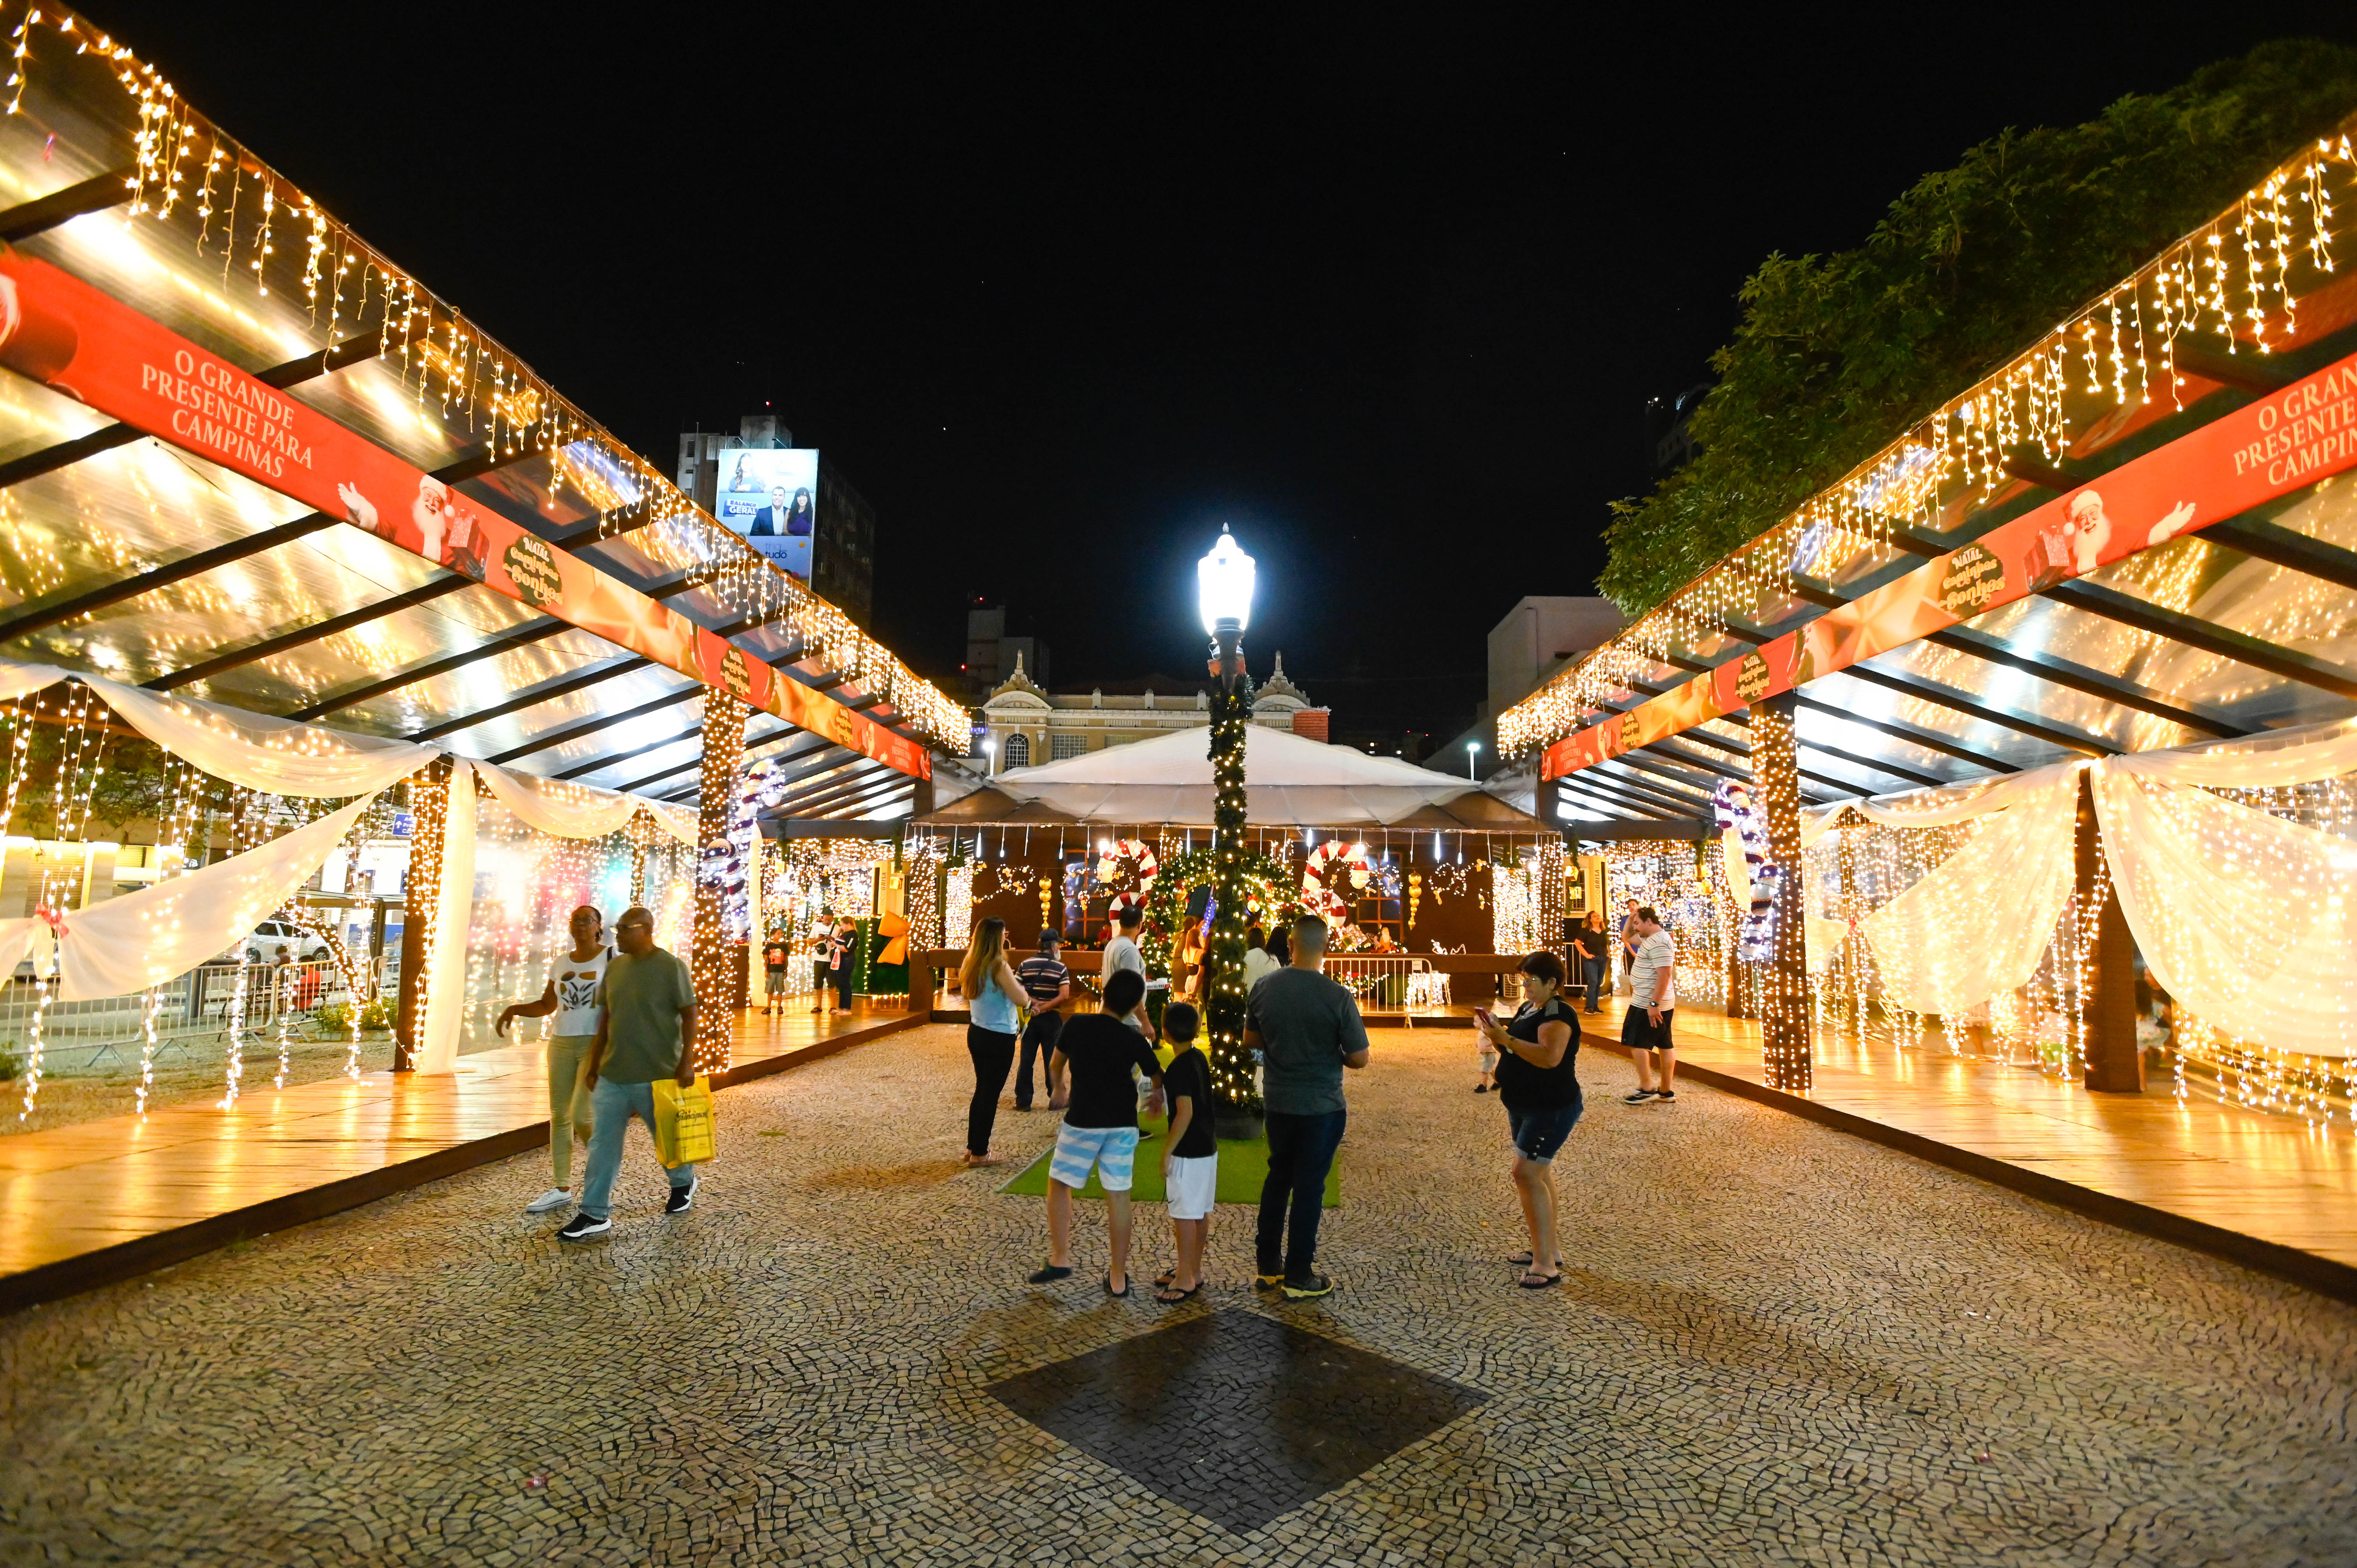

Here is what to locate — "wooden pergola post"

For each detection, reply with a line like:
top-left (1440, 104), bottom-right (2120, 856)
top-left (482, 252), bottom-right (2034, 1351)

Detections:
top-left (2077, 768), bottom-right (2144, 1092)
top-left (690, 694), bottom-right (751, 1075)
top-left (1752, 693), bottom-right (1811, 1091)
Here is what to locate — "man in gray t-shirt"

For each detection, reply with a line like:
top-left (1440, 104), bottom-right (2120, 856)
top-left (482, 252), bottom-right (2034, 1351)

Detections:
top-left (1103, 903), bottom-right (1147, 986)
top-left (1243, 915), bottom-right (1369, 1299)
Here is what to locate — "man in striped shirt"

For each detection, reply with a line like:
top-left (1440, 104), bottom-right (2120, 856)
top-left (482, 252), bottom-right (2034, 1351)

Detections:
top-left (1623, 906), bottom-right (1678, 1105)
top-left (1014, 933), bottom-right (1073, 1112)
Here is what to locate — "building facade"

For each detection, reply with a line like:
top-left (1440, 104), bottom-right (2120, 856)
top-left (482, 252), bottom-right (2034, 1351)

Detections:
top-left (977, 655), bottom-right (1325, 772)
top-left (961, 601), bottom-right (1050, 706)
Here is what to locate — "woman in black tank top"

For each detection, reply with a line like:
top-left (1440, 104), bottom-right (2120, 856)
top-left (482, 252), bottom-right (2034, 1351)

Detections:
top-left (1477, 950), bottom-right (1581, 1289)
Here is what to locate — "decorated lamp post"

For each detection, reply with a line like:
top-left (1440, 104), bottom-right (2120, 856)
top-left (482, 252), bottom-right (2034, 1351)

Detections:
top-left (1198, 526), bottom-right (1261, 1137)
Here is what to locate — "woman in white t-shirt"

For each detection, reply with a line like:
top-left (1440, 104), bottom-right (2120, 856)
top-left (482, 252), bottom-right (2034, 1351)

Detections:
top-left (497, 905), bottom-right (615, 1215)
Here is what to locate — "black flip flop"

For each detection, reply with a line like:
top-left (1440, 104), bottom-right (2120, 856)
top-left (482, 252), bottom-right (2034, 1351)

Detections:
top-left (1104, 1274), bottom-right (1131, 1299)
top-left (1518, 1270), bottom-right (1562, 1290)
top-left (1026, 1264), bottom-right (1074, 1285)
top-left (1505, 1251), bottom-right (1566, 1267)
top-left (1156, 1282), bottom-right (1203, 1304)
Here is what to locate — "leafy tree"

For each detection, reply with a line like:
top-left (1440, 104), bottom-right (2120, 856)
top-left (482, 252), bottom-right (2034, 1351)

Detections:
top-left (1599, 41), bottom-right (2357, 616)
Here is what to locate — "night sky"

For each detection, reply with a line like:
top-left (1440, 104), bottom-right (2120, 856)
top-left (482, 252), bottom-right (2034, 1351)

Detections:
top-left (83, 6), bottom-right (2357, 750)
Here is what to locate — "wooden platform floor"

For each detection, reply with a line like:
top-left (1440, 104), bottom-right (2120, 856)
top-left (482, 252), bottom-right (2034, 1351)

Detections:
top-left (1578, 995), bottom-right (2357, 1296)
top-left (0, 1003), bottom-right (921, 1312)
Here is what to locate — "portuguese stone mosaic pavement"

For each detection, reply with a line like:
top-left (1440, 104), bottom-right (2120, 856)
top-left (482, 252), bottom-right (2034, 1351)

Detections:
top-left (2, 1022), bottom-right (2353, 1566)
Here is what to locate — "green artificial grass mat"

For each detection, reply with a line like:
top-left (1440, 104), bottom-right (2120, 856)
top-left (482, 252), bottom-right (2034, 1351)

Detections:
top-left (998, 1113), bottom-right (1339, 1206)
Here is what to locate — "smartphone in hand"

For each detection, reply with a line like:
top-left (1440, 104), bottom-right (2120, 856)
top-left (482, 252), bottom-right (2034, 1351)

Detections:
top-left (1472, 1006), bottom-right (1494, 1030)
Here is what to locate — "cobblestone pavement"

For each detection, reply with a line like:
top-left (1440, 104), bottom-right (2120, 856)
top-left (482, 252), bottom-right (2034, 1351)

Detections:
top-left (3, 1024), bottom-right (2353, 1567)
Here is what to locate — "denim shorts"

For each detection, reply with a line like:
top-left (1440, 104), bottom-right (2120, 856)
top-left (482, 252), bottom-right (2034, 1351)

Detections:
top-left (1505, 1099), bottom-right (1582, 1163)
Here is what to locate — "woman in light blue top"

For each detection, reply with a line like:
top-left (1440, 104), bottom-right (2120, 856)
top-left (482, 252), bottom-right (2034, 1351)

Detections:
top-left (959, 918), bottom-right (1027, 1166)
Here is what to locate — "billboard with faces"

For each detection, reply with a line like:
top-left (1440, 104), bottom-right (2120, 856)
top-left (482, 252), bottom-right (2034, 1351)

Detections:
top-left (712, 447), bottom-right (820, 581)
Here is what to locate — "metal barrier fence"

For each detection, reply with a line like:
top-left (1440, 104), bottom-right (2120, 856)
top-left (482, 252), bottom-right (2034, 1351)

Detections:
top-left (1323, 955), bottom-right (1425, 1010)
top-left (0, 959), bottom-right (355, 1076)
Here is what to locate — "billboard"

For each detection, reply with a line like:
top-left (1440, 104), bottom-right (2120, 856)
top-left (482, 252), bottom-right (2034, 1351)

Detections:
top-left (712, 447), bottom-right (820, 581)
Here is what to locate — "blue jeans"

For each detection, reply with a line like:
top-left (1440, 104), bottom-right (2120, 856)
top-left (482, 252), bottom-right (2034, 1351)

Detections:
top-left (1581, 958), bottom-right (1608, 1011)
top-left (1014, 1012), bottom-right (1063, 1109)
top-left (580, 1077), bottom-right (695, 1220)
top-left (1257, 1108), bottom-right (1346, 1279)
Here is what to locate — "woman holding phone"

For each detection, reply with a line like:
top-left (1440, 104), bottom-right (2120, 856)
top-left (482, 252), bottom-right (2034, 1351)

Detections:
top-left (1475, 951), bottom-right (1581, 1289)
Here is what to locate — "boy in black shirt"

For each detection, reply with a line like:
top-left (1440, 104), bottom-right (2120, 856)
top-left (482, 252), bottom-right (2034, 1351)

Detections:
top-left (1030, 969), bottom-right (1164, 1297)
top-left (1155, 1002), bottom-right (1217, 1304)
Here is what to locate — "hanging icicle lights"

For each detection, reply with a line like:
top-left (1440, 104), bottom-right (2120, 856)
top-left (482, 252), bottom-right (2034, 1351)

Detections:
top-left (1498, 129), bottom-right (2357, 760)
top-left (1, 2), bottom-right (967, 750)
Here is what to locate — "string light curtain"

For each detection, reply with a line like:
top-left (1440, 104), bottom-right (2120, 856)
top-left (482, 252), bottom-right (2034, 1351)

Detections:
top-left (1497, 125), bottom-right (2357, 763)
top-left (1855, 765), bottom-right (2083, 1017)
top-left (0, 17), bottom-right (972, 752)
top-left (2092, 722), bottom-right (2357, 1059)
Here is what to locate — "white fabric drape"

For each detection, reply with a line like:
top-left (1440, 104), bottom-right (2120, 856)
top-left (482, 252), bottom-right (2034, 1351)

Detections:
top-left (2092, 729), bottom-right (2357, 1059)
top-left (2101, 713), bottom-right (2357, 791)
top-left (1858, 768), bottom-right (2081, 1016)
top-left (0, 915), bottom-right (51, 982)
top-left (412, 763), bottom-right (478, 1075)
top-left (79, 675), bottom-right (438, 799)
top-left (645, 797), bottom-right (700, 846)
top-left (0, 662), bottom-right (69, 705)
top-left (474, 758), bottom-right (641, 840)
top-left (55, 794), bottom-right (379, 1001)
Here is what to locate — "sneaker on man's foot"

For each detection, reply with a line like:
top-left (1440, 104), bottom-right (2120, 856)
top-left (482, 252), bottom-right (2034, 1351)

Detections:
top-left (1281, 1272), bottom-right (1336, 1300)
top-left (557, 1212), bottom-right (611, 1242)
top-left (1254, 1273), bottom-right (1286, 1291)
top-left (1622, 1088), bottom-right (1659, 1105)
top-left (664, 1177), bottom-right (698, 1215)
top-left (524, 1187), bottom-right (572, 1215)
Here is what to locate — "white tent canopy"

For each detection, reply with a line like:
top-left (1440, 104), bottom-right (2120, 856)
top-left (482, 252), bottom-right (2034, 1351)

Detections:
top-left (984, 724), bottom-right (1491, 826)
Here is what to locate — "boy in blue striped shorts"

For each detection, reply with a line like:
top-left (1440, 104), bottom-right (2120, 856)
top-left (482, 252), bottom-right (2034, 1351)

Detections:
top-left (1028, 969), bottom-right (1165, 1298)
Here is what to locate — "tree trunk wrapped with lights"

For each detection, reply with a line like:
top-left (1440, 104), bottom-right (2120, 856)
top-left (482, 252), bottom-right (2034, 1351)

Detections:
top-left (1205, 669), bottom-right (1260, 1130)
top-left (1753, 693), bottom-right (1811, 1091)
top-left (393, 757), bottom-right (452, 1074)
top-left (691, 693), bottom-right (751, 1076)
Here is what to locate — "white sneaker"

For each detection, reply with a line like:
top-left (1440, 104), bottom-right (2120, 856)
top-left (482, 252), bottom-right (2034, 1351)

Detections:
top-left (525, 1188), bottom-right (572, 1214)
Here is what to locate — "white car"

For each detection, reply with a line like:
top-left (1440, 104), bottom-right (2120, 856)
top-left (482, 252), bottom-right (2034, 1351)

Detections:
top-left (228, 920), bottom-right (332, 966)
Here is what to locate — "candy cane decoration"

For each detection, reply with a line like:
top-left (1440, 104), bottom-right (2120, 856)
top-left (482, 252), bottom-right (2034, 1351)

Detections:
top-left (1300, 840), bottom-right (1373, 922)
top-left (1093, 837), bottom-right (1159, 895)
top-left (1711, 781), bottom-right (1780, 960)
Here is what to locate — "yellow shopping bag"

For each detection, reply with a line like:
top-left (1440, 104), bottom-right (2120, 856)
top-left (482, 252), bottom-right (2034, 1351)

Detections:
top-left (651, 1076), bottom-right (717, 1168)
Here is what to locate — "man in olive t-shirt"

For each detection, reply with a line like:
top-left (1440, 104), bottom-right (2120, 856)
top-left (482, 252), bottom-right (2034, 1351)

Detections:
top-left (561, 906), bottom-right (700, 1240)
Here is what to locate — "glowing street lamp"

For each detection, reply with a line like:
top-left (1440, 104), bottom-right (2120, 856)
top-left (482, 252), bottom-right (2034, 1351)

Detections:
top-left (1466, 739), bottom-right (1482, 780)
top-left (1197, 524), bottom-right (1257, 639)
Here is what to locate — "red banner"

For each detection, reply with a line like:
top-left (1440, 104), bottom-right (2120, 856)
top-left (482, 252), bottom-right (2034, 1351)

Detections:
top-left (1542, 349), bottom-right (2357, 780)
top-left (0, 251), bottom-right (928, 779)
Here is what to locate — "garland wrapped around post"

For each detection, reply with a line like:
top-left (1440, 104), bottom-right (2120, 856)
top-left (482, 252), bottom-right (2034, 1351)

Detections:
top-left (1205, 670), bottom-right (1259, 1131)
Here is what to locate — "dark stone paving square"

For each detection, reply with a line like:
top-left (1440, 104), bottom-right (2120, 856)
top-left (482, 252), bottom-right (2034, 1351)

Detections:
top-left (988, 1308), bottom-right (1487, 1534)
